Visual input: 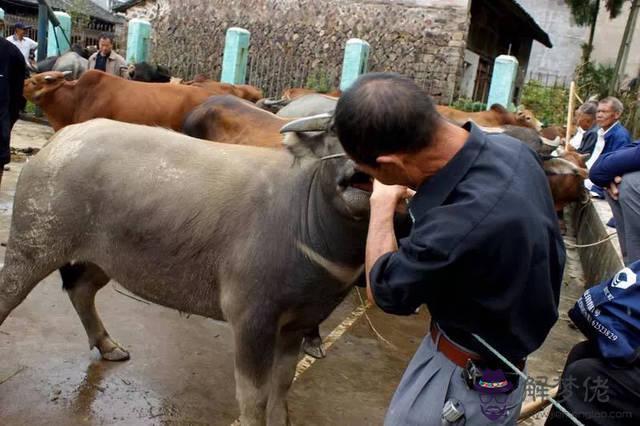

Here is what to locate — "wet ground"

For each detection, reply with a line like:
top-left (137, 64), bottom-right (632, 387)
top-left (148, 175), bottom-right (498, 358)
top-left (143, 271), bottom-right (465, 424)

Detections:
top-left (0, 120), bottom-right (587, 425)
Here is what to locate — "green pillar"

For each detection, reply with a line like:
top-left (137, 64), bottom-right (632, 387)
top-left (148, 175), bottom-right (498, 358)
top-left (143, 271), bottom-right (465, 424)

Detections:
top-left (220, 27), bottom-right (250, 84)
top-left (126, 18), bottom-right (151, 64)
top-left (486, 55), bottom-right (519, 109)
top-left (339, 38), bottom-right (370, 91)
top-left (47, 11), bottom-right (71, 56)
top-left (0, 8), bottom-right (5, 22)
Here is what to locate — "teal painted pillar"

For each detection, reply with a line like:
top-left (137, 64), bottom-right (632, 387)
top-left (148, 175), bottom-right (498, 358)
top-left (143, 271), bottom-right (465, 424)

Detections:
top-left (486, 55), bottom-right (519, 109)
top-left (126, 18), bottom-right (151, 64)
top-left (47, 11), bottom-right (71, 56)
top-left (220, 27), bottom-right (250, 84)
top-left (339, 38), bottom-right (370, 91)
top-left (0, 8), bottom-right (5, 22)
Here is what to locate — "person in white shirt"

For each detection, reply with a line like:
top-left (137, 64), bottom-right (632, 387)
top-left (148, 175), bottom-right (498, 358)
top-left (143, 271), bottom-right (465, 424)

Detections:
top-left (6, 22), bottom-right (37, 66)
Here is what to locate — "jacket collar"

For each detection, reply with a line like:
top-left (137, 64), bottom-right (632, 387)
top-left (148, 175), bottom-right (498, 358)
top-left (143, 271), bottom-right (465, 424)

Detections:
top-left (409, 122), bottom-right (486, 216)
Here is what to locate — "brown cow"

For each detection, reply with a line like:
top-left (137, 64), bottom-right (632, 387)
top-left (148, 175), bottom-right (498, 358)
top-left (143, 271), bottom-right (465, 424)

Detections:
top-left (543, 148), bottom-right (590, 232)
top-left (437, 104), bottom-right (542, 131)
top-left (541, 125), bottom-right (568, 141)
top-left (24, 70), bottom-right (211, 132)
top-left (281, 87), bottom-right (342, 101)
top-left (183, 74), bottom-right (263, 102)
top-left (182, 95), bottom-right (288, 147)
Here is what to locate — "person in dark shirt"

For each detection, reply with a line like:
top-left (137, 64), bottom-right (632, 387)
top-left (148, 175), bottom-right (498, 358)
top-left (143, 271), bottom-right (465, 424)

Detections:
top-left (590, 143), bottom-right (640, 264)
top-left (333, 73), bottom-right (565, 425)
top-left (575, 102), bottom-right (599, 158)
top-left (0, 27), bottom-right (27, 189)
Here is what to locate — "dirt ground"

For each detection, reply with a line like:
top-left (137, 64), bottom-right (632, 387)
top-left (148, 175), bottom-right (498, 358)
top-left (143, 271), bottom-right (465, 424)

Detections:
top-left (0, 120), bottom-right (586, 425)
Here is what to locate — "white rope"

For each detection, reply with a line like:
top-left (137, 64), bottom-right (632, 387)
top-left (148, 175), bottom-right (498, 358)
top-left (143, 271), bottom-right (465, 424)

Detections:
top-left (472, 334), bottom-right (585, 426)
top-left (564, 232), bottom-right (618, 248)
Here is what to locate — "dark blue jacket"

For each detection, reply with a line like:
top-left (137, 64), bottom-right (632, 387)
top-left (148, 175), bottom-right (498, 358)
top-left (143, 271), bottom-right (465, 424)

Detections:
top-left (601, 122), bottom-right (634, 156)
top-left (0, 38), bottom-right (26, 166)
top-left (577, 125), bottom-right (599, 158)
top-left (370, 123), bottom-right (565, 362)
top-left (590, 142), bottom-right (640, 187)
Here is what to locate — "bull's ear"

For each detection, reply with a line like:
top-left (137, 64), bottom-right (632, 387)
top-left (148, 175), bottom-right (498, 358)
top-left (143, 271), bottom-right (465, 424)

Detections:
top-left (281, 113), bottom-right (333, 160)
top-left (516, 105), bottom-right (525, 112)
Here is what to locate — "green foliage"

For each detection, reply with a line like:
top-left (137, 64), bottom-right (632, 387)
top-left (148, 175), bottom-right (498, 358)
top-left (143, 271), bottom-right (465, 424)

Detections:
top-left (305, 70), bottom-right (334, 93)
top-left (576, 61), bottom-right (616, 99)
top-left (450, 98), bottom-right (487, 112)
top-left (25, 101), bottom-right (37, 114)
top-left (520, 80), bottom-right (569, 126)
top-left (565, 0), bottom-right (624, 25)
top-left (67, 0), bottom-right (91, 31)
top-left (565, 0), bottom-right (600, 26)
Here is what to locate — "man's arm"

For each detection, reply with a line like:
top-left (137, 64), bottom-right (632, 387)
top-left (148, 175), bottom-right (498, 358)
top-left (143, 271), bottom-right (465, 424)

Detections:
top-left (365, 183), bottom-right (403, 303)
top-left (589, 144), bottom-right (640, 187)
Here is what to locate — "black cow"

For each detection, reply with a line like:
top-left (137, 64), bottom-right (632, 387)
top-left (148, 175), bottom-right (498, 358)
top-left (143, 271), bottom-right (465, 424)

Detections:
top-left (128, 62), bottom-right (172, 82)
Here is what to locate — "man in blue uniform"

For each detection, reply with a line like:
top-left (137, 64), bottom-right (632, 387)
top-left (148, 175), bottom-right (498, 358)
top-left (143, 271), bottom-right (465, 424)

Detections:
top-left (333, 73), bottom-right (565, 425)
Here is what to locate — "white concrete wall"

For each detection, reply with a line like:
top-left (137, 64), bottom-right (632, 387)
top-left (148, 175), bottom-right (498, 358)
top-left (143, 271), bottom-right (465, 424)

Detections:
top-left (517, 0), bottom-right (587, 80)
top-left (591, 1), bottom-right (640, 81)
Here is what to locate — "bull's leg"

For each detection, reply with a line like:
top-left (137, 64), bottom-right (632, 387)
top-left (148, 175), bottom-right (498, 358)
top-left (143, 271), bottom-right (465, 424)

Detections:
top-left (234, 320), bottom-right (276, 426)
top-left (267, 330), bottom-right (303, 426)
top-left (61, 263), bottom-right (129, 361)
top-left (0, 246), bottom-right (59, 325)
top-left (301, 327), bottom-right (325, 359)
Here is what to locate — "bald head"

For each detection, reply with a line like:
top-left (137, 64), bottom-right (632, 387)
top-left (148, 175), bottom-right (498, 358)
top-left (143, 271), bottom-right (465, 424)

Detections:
top-left (334, 72), bottom-right (440, 167)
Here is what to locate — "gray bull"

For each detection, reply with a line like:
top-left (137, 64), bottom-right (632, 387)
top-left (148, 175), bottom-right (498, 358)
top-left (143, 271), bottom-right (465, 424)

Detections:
top-left (276, 94), bottom-right (338, 118)
top-left (0, 117), bottom-right (372, 425)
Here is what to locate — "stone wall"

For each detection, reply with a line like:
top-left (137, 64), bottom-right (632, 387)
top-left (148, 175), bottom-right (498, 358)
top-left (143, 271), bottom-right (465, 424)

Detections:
top-left (122, 0), bottom-right (470, 101)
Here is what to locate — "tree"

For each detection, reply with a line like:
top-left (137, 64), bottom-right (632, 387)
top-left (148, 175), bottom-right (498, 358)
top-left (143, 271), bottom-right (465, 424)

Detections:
top-left (565, 0), bottom-right (625, 64)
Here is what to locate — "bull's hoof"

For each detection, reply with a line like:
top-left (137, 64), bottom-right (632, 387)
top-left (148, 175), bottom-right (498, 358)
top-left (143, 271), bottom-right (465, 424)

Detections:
top-left (99, 343), bottom-right (130, 361)
top-left (302, 338), bottom-right (326, 359)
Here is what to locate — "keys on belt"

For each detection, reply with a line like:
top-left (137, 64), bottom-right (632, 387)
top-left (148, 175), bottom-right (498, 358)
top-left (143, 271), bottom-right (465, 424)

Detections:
top-left (430, 323), bottom-right (525, 392)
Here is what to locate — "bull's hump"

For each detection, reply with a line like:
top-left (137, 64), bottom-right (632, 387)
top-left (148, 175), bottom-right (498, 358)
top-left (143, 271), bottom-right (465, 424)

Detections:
top-left (48, 119), bottom-right (291, 169)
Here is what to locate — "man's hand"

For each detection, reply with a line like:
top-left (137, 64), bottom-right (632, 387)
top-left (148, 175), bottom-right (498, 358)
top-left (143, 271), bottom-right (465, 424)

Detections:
top-left (370, 180), bottom-right (415, 210)
top-left (607, 176), bottom-right (623, 200)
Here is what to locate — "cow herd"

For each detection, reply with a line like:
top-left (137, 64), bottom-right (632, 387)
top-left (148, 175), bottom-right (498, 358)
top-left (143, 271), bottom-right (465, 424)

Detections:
top-left (0, 67), bottom-right (588, 425)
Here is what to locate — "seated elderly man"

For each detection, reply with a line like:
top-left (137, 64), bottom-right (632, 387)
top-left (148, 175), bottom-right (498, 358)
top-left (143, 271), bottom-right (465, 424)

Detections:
top-left (570, 102), bottom-right (599, 158)
top-left (586, 97), bottom-right (634, 199)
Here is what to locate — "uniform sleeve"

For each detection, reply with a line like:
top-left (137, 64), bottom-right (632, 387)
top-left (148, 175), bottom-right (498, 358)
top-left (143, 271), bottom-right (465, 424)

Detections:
top-left (590, 144), bottom-right (640, 187)
top-left (369, 234), bottom-right (449, 316)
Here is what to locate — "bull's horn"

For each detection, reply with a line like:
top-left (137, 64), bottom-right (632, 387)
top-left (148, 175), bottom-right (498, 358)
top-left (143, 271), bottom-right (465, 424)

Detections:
top-left (43, 75), bottom-right (56, 81)
top-left (280, 113), bottom-right (333, 133)
top-left (541, 135), bottom-right (561, 147)
top-left (262, 98), bottom-right (288, 106)
top-left (62, 70), bottom-right (72, 76)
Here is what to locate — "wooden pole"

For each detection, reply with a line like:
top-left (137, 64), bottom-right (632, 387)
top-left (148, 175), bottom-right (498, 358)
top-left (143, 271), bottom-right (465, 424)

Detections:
top-left (565, 81), bottom-right (577, 149)
top-left (517, 386), bottom-right (559, 422)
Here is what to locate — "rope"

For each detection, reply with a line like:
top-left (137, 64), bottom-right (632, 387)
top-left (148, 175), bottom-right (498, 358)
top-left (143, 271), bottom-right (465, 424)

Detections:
top-left (564, 232), bottom-right (618, 248)
top-left (472, 334), bottom-right (585, 426)
top-left (355, 288), bottom-right (397, 349)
